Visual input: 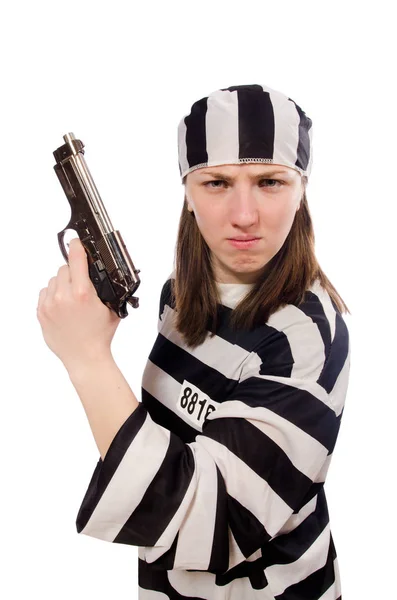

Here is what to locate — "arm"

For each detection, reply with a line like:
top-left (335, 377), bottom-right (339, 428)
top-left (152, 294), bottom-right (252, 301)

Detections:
top-left (67, 356), bottom-right (140, 461)
top-left (66, 273), bottom-right (175, 459)
top-left (74, 298), bottom-right (350, 574)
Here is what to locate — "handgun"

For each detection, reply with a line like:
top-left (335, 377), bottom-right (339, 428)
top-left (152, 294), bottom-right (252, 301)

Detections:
top-left (53, 132), bottom-right (141, 318)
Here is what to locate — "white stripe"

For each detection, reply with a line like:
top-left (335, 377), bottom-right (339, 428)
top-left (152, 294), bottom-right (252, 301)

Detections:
top-left (228, 526), bottom-right (247, 570)
top-left (276, 495), bottom-right (318, 536)
top-left (172, 441), bottom-right (218, 569)
top-left (206, 89), bottom-right (240, 168)
top-left (329, 342), bottom-right (351, 416)
top-left (80, 411), bottom-right (170, 541)
top-left (194, 436), bottom-right (292, 537)
top-left (239, 357), bottom-right (335, 411)
top-left (142, 360), bottom-right (194, 426)
top-left (141, 470), bottom-right (197, 564)
top-left (159, 304), bottom-right (251, 381)
top-left (268, 86), bottom-right (302, 173)
top-left (267, 303), bottom-right (326, 380)
top-left (206, 399), bottom-right (329, 479)
top-left (316, 453), bottom-right (332, 483)
top-left (266, 523), bottom-right (331, 596)
top-left (177, 118), bottom-right (189, 177)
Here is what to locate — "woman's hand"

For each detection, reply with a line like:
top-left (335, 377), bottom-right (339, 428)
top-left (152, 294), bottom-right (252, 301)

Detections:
top-left (37, 237), bottom-right (122, 374)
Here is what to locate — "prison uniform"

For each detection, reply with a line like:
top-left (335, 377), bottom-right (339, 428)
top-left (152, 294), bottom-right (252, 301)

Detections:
top-left (76, 274), bottom-right (350, 599)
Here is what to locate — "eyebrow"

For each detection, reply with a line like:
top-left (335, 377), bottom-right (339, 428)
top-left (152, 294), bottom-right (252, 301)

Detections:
top-left (198, 169), bottom-right (292, 180)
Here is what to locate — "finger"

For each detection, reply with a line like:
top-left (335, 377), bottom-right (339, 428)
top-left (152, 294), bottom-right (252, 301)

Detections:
top-left (57, 263), bottom-right (71, 287)
top-left (37, 288), bottom-right (47, 312)
top-left (46, 276), bottom-right (58, 301)
top-left (52, 265), bottom-right (72, 303)
top-left (68, 237), bottom-right (91, 294)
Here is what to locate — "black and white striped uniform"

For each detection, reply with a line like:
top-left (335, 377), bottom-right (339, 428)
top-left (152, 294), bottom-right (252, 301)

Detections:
top-left (76, 274), bottom-right (350, 600)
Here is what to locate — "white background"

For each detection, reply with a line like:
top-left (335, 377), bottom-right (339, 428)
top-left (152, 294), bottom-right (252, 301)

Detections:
top-left (1, 1), bottom-right (395, 598)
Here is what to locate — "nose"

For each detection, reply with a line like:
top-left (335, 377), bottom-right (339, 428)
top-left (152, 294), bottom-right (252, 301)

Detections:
top-left (228, 184), bottom-right (260, 229)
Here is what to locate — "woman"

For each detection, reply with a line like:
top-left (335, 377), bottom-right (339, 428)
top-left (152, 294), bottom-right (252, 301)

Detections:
top-left (37, 83), bottom-right (350, 599)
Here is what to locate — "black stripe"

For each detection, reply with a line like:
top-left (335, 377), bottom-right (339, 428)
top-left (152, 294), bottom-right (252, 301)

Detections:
top-left (138, 556), bottom-right (207, 600)
top-left (263, 487), bottom-right (329, 567)
top-left (185, 96), bottom-right (208, 170)
top-left (294, 481), bottom-right (325, 513)
top-left (208, 465), bottom-right (230, 573)
top-left (149, 334), bottom-right (238, 403)
top-left (76, 402), bottom-right (148, 532)
top-left (288, 97), bottom-right (313, 173)
top-left (236, 86), bottom-right (275, 160)
top-left (318, 312), bottom-right (349, 394)
top-left (216, 554), bottom-right (269, 589)
top-left (202, 417), bottom-right (313, 510)
top-left (146, 532), bottom-right (179, 570)
top-left (227, 494), bottom-right (271, 557)
top-left (114, 433), bottom-right (195, 546)
top-left (227, 376), bottom-right (340, 452)
top-left (142, 388), bottom-right (199, 442)
top-left (275, 529), bottom-right (337, 599)
top-left (174, 297), bottom-right (284, 356)
top-left (257, 329), bottom-right (295, 378)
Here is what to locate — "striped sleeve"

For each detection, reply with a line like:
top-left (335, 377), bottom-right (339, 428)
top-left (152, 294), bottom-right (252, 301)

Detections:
top-left (75, 300), bottom-right (350, 574)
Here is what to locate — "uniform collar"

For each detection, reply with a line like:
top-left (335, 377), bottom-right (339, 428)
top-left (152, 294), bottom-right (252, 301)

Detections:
top-left (216, 281), bottom-right (255, 309)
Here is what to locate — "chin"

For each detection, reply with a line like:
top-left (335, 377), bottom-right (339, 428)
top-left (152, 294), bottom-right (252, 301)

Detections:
top-left (230, 257), bottom-right (269, 273)
top-left (223, 261), bottom-right (268, 283)
top-left (212, 251), bottom-right (270, 281)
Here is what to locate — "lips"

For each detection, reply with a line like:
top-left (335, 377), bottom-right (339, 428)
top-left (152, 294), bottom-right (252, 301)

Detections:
top-left (228, 236), bottom-right (261, 241)
top-left (228, 238), bottom-right (261, 249)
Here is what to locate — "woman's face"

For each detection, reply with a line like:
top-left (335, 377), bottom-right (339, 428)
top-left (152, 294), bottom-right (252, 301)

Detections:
top-left (185, 163), bottom-right (304, 284)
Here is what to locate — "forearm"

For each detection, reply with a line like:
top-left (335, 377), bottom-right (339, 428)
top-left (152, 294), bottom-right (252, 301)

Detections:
top-left (67, 355), bottom-right (140, 461)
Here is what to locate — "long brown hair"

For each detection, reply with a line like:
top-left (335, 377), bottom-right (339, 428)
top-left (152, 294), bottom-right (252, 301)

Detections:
top-left (173, 177), bottom-right (350, 348)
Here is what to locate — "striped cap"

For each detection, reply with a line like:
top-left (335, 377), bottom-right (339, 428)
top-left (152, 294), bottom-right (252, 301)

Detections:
top-left (178, 84), bottom-right (313, 181)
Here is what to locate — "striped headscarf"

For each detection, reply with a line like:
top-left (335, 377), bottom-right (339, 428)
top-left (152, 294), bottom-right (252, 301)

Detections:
top-left (178, 84), bottom-right (313, 181)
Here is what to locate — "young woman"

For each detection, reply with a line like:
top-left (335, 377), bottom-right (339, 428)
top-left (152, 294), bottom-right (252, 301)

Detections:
top-left (37, 84), bottom-right (350, 599)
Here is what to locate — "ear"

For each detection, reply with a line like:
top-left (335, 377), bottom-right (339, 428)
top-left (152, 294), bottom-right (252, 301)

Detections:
top-left (184, 193), bottom-right (193, 213)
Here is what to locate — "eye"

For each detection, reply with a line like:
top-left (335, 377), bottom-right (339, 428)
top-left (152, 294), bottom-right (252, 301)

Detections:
top-left (259, 179), bottom-right (284, 188)
top-left (203, 180), bottom-right (228, 188)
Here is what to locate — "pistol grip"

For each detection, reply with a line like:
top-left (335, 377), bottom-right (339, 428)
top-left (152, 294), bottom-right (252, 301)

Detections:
top-left (88, 260), bottom-right (128, 318)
